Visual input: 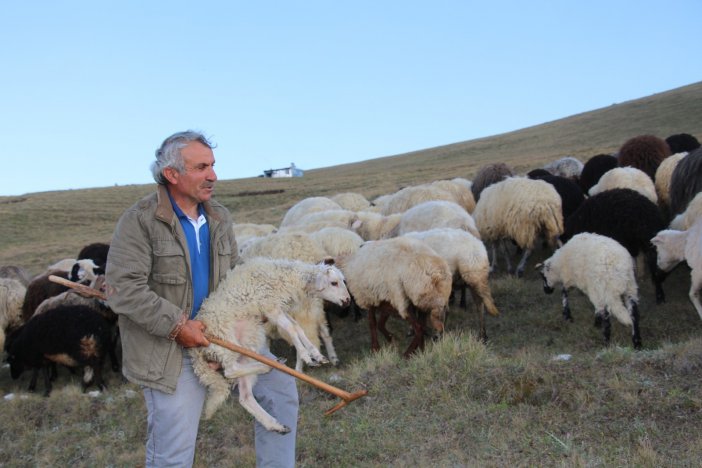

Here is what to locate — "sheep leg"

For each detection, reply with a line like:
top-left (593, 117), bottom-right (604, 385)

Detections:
top-left (502, 240), bottom-right (514, 274)
top-left (469, 289), bottom-right (487, 342)
top-left (515, 247), bottom-right (532, 278)
top-left (403, 307), bottom-right (425, 358)
top-left (377, 308), bottom-right (394, 343)
top-left (645, 248), bottom-right (666, 304)
top-left (599, 309), bottom-right (611, 345)
top-left (629, 298), bottom-right (642, 350)
top-left (368, 307), bottom-right (380, 352)
top-left (275, 313), bottom-right (328, 366)
top-left (561, 288), bottom-right (572, 322)
top-left (237, 374), bottom-right (290, 434)
top-left (318, 320), bottom-right (339, 366)
top-left (488, 242), bottom-right (497, 273)
top-left (41, 365), bottom-right (52, 397)
top-left (28, 367), bottom-right (39, 392)
top-left (689, 267), bottom-right (702, 320)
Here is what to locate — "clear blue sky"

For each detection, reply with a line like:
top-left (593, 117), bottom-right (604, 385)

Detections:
top-left (1, 1), bottom-right (700, 196)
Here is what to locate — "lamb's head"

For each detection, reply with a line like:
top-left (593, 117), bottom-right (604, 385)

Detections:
top-left (312, 259), bottom-right (351, 307)
top-left (70, 259), bottom-right (104, 286)
top-left (535, 261), bottom-right (555, 294)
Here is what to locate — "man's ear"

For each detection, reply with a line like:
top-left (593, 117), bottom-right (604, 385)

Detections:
top-left (163, 167), bottom-right (179, 185)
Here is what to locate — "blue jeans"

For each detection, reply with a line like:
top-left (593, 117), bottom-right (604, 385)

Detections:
top-left (143, 350), bottom-right (298, 467)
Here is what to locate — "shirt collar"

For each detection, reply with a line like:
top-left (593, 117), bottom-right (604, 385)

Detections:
top-left (166, 187), bottom-right (205, 221)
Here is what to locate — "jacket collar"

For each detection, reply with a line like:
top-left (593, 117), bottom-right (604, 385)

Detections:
top-left (155, 184), bottom-right (222, 224)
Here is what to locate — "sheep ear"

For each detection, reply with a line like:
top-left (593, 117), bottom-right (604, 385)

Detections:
top-left (534, 262), bottom-right (543, 271)
top-left (351, 219), bottom-right (363, 230)
top-left (322, 257), bottom-right (335, 266)
top-left (650, 235), bottom-right (662, 246)
top-left (315, 269), bottom-right (330, 291)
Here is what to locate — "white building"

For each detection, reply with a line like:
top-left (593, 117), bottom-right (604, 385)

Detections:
top-left (261, 162), bottom-right (304, 178)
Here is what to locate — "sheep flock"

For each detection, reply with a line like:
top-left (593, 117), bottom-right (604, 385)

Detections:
top-left (1, 132), bottom-right (702, 418)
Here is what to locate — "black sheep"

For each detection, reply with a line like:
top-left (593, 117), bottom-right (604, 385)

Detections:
top-left (669, 147), bottom-right (702, 216)
top-left (5, 304), bottom-right (115, 396)
top-left (471, 163), bottom-right (513, 202)
top-left (77, 242), bottom-right (110, 268)
top-left (561, 188), bottom-right (667, 303)
top-left (527, 171), bottom-right (585, 221)
top-left (618, 134), bottom-right (671, 181)
top-left (20, 270), bottom-right (70, 323)
top-left (665, 133), bottom-right (700, 155)
top-left (579, 154), bottom-right (618, 194)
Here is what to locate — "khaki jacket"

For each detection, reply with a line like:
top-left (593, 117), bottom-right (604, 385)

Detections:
top-left (106, 185), bottom-right (238, 393)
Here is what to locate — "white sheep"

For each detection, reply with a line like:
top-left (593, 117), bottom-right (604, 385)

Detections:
top-left (279, 197), bottom-right (342, 227)
top-left (402, 228), bottom-right (499, 341)
top-left (336, 237), bottom-right (453, 357)
top-left (189, 258), bottom-right (351, 431)
top-left (536, 232), bottom-right (642, 349)
top-left (396, 200), bottom-right (480, 239)
top-left (330, 192), bottom-right (372, 211)
top-left (429, 178), bottom-right (476, 213)
top-left (0, 277), bottom-right (26, 351)
top-left (670, 192), bottom-right (702, 231)
top-left (544, 156), bottom-right (584, 181)
top-left (588, 166), bottom-right (658, 203)
top-left (380, 184), bottom-right (457, 215)
top-left (232, 223), bottom-right (278, 242)
top-left (472, 177), bottom-right (563, 277)
top-left (351, 211), bottom-right (402, 240)
top-left (651, 218), bottom-right (702, 319)
top-left (238, 231), bottom-right (348, 370)
top-left (655, 152), bottom-right (687, 213)
top-left (308, 227), bottom-right (364, 257)
top-left (280, 209), bottom-right (358, 233)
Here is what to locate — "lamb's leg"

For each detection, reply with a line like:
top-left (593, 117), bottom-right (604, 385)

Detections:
top-left (562, 288), bottom-right (572, 322)
top-left (275, 313), bottom-right (328, 366)
top-left (318, 320), bottom-right (339, 366)
top-left (689, 267), bottom-right (702, 320)
top-left (515, 247), bottom-right (532, 278)
top-left (629, 298), bottom-right (642, 350)
top-left (237, 375), bottom-right (290, 434)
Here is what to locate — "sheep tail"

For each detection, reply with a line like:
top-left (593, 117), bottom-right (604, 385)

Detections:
top-left (475, 282), bottom-right (499, 317)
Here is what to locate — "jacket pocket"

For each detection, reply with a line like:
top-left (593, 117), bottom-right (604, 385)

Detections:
top-left (215, 237), bottom-right (234, 282)
top-left (152, 240), bottom-right (186, 282)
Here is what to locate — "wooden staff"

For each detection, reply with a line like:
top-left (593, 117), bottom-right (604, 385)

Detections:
top-left (49, 275), bottom-right (107, 300)
top-left (206, 334), bottom-right (368, 416)
top-left (47, 276), bottom-right (368, 415)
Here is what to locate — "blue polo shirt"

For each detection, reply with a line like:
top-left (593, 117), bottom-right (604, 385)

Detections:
top-left (167, 190), bottom-right (210, 319)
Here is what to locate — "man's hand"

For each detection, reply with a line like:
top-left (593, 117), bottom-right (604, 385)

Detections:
top-left (175, 319), bottom-right (210, 348)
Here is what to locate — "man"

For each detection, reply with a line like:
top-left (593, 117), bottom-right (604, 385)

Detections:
top-left (106, 130), bottom-right (298, 467)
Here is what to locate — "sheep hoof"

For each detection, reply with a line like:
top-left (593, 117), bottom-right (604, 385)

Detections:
top-left (275, 425), bottom-right (292, 434)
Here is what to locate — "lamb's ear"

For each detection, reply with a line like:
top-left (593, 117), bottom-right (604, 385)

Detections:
top-left (650, 235), bottom-right (662, 246)
top-left (322, 257), bottom-right (335, 266)
top-left (315, 268), bottom-right (331, 291)
top-left (351, 219), bottom-right (363, 230)
top-left (534, 262), bottom-right (543, 271)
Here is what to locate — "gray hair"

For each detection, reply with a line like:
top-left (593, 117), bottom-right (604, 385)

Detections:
top-left (151, 130), bottom-right (215, 185)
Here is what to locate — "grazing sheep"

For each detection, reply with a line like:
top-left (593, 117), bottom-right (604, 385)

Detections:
top-left (561, 188), bottom-right (667, 303)
top-left (618, 134), bottom-right (671, 181)
top-left (336, 237), bottom-right (453, 357)
top-left (280, 209), bottom-right (358, 233)
top-left (670, 192), bottom-right (702, 230)
top-left (670, 147), bottom-right (702, 216)
top-left (280, 197), bottom-right (342, 227)
top-left (472, 177), bottom-right (563, 277)
top-left (651, 218), bottom-right (702, 319)
top-left (351, 211), bottom-right (402, 240)
top-left (308, 227), bottom-right (364, 257)
top-left (655, 152), bottom-right (687, 217)
top-left (402, 228), bottom-right (499, 341)
top-left (471, 163), bottom-right (513, 203)
top-left (239, 232), bottom-right (326, 263)
top-left (429, 178), bottom-right (476, 213)
top-left (527, 172), bottom-right (585, 221)
top-left (666, 133), bottom-right (700, 155)
top-left (579, 154), bottom-right (618, 194)
top-left (232, 223), bottom-right (278, 242)
top-left (537, 233), bottom-right (642, 349)
top-left (588, 167), bottom-right (658, 203)
top-left (330, 192), bottom-right (372, 211)
top-left (0, 278), bottom-right (26, 351)
top-left (20, 271), bottom-right (71, 322)
top-left (77, 242), bottom-right (110, 268)
top-left (5, 304), bottom-right (114, 395)
top-left (189, 258), bottom-right (351, 430)
top-left (380, 184), bottom-right (457, 215)
top-left (0, 265), bottom-right (32, 287)
top-left (396, 200), bottom-right (480, 239)
top-left (544, 156), bottom-right (583, 182)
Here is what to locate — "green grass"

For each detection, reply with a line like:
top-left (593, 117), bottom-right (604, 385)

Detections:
top-left (0, 81), bottom-right (701, 466)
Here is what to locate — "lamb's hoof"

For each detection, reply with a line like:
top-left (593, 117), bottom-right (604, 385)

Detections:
top-left (274, 425), bottom-right (292, 434)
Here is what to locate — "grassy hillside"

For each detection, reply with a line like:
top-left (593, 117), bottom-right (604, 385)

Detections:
top-left (1, 81), bottom-right (701, 466)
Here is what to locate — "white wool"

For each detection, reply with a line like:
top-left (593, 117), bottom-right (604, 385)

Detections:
top-left (396, 200), bottom-right (480, 239)
top-left (280, 197), bottom-right (342, 227)
top-left (589, 166), bottom-right (658, 203)
top-left (0, 278), bottom-right (26, 351)
top-left (655, 152), bottom-right (687, 209)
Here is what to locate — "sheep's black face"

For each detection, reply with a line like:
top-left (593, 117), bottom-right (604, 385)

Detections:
top-left (538, 270), bottom-right (554, 294)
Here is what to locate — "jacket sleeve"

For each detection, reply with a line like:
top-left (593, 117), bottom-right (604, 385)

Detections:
top-left (106, 207), bottom-right (184, 338)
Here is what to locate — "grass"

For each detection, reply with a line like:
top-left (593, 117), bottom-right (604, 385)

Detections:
top-left (0, 81), bottom-right (701, 466)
